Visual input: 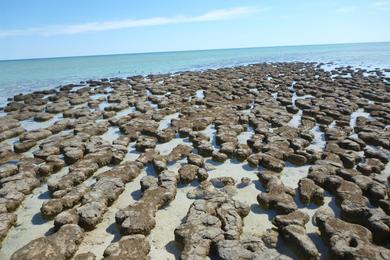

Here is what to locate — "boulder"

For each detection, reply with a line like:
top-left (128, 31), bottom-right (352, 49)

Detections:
top-left (116, 171), bottom-right (177, 236)
top-left (54, 209), bottom-right (79, 230)
top-left (281, 224), bottom-right (320, 260)
top-left (77, 201), bottom-right (107, 230)
top-left (187, 153), bottom-right (204, 167)
top-left (287, 153), bottom-right (307, 166)
top-left (11, 224), bottom-right (83, 260)
top-left (257, 176), bottom-right (297, 214)
top-left (197, 141), bottom-right (214, 157)
top-left (175, 193), bottom-right (249, 259)
top-left (212, 151), bottom-right (228, 162)
top-left (240, 177), bottom-right (251, 187)
top-left (217, 237), bottom-right (292, 260)
top-left (103, 235), bottom-right (150, 260)
top-left (41, 199), bottom-right (63, 219)
top-left (0, 213), bottom-right (17, 242)
top-left (197, 168), bottom-right (209, 182)
top-left (273, 210), bottom-right (310, 228)
top-left (315, 214), bottom-right (390, 259)
top-left (179, 164), bottom-right (199, 184)
top-left (298, 178), bottom-right (325, 205)
top-left (0, 164), bottom-right (18, 179)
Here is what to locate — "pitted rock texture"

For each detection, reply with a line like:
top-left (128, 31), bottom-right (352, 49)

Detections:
top-left (10, 224), bottom-right (83, 260)
top-left (0, 62), bottom-right (389, 259)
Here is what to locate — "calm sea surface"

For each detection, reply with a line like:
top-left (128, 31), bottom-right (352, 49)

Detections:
top-left (1, 42), bottom-right (390, 106)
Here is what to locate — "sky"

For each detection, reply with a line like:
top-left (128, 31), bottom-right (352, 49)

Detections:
top-left (0, 0), bottom-right (390, 60)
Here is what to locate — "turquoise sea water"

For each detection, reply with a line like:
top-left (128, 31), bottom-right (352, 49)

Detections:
top-left (0, 42), bottom-right (390, 106)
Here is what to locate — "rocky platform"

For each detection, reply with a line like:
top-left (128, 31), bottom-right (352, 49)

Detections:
top-left (0, 62), bottom-right (389, 259)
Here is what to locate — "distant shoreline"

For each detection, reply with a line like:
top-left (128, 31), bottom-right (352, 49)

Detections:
top-left (1, 41), bottom-right (389, 62)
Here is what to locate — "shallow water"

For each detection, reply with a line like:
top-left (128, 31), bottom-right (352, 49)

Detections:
top-left (98, 101), bottom-right (111, 111)
top-left (195, 89), bottom-right (205, 100)
top-left (201, 124), bottom-right (219, 149)
top-left (158, 113), bottom-right (180, 130)
top-left (291, 93), bottom-right (315, 104)
top-left (90, 93), bottom-right (108, 100)
top-left (308, 125), bottom-right (326, 151)
top-left (2, 42), bottom-right (390, 107)
top-left (20, 113), bottom-right (63, 131)
top-left (288, 110), bottom-right (302, 128)
top-left (113, 106), bottom-right (136, 118)
top-left (100, 126), bottom-right (121, 144)
top-left (350, 108), bottom-right (371, 128)
top-left (155, 137), bottom-right (188, 156)
top-left (237, 126), bottom-right (255, 144)
top-left (1, 136), bottom-right (19, 147)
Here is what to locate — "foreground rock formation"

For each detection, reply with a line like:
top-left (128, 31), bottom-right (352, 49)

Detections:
top-left (0, 62), bottom-right (389, 259)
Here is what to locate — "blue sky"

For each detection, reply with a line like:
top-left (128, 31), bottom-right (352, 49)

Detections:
top-left (0, 0), bottom-right (389, 60)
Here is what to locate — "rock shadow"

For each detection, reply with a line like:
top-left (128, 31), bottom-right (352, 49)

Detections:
top-left (106, 222), bottom-right (122, 243)
top-left (250, 203), bottom-right (277, 222)
top-left (31, 212), bottom-right (49, 225)
top-left (131, 189), bottom-right (142, 201)
top-left (294, 193), bottom-right (319, 210)
top-left (165, 240), bottom-right (181, 260)
top-left (308, 232), bottom-right (329, 260)
top-left (145, 163), bottom-right (157, 177)
top-left (38, 190), bottom-right (51, 200)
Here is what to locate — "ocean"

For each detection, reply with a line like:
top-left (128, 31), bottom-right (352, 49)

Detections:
top-left (0, 41), bottom-right (390, 107)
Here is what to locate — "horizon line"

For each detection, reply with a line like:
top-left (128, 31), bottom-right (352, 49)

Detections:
top-left (1, 40), bottom-right (389, 62)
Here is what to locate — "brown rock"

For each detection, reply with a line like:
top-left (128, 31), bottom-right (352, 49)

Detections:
top-left (298, 178), bottom-right (325, 205)
top-left (103, 235), bottom-right (150, 260)
top-left (11, 224), bottom-right (83, 260)
top-left (179, 164), bottom-right (199, 184)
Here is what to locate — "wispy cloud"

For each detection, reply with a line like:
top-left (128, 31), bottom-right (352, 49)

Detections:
top-left (372, 0), bottom-right (390, 8)
top-left (0, 6), bottom-right (262, 38)
top-left (336, 6), bottom-right (358, 13)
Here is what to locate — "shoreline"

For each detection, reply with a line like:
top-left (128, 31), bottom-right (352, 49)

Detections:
top-left (0, 62), bottom-right (390, 259)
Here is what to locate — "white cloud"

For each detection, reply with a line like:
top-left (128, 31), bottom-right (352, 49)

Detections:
top-left (0, 6), bottom-right (262, 37)
top-left (336, 6), bottom-right (357, 13)
top-left (373, 0), bottom-right (390, 8)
